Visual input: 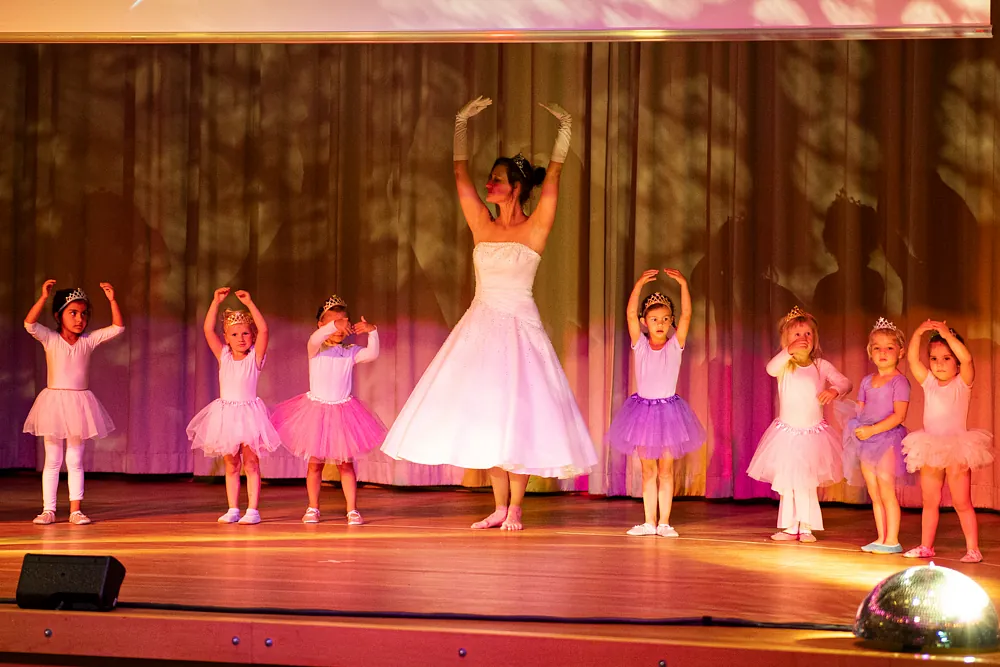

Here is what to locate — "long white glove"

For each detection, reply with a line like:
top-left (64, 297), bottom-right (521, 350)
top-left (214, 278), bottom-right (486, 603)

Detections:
top-left (540, 102), bottom-right (572, 164)
top-left (454, 96), bottom-right (492, 161)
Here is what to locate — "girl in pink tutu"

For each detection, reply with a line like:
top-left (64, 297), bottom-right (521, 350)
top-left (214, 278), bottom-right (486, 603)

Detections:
top-left (842, 318), bottom-right (910, 554)
top-left (902, 321), bottom-right (993, 563)
top-left (271, 295), bottom-right (385, 525)
top-left (187, 288), bottom-right (280, 525)
top-left (607, 268), bottom-right (705, 537)
top-left (747, 306), bottom-right (851, 543)
top-left (24, 280), bottom-right (124, 525)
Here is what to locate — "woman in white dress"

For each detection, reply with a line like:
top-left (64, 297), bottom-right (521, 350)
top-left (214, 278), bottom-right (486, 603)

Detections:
top-left (381, 96), bottom-right (597, 530)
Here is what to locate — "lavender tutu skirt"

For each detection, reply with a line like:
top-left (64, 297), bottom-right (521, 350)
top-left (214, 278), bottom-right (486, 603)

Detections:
top-left (842, 418), bottom-right (912, 487)
top-left (23, 388), bottom-right (115, 440)
top-left (747, 420), bottom-right (843, 495)
top-left (272, 393), bottom-right (387, 463)
top-left (186, 398), bottom-right (281, 457)
top-left (902, 429), bottom-right (994, 472)
top-left (606, 394), bottom-right (706, 460)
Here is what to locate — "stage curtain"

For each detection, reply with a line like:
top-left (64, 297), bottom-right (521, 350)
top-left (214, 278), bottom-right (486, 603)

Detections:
top-left (1, 39), bottom-right (998, 508)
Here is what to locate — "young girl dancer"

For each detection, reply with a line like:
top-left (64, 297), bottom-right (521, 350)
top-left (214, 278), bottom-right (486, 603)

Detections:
top-left (187, 287), bottom-right (280, 525)
top-left (24, 280), bottom-right (124, 525)
top-left (607, 269), bottom-right (706, 537)
top-left (747, 306), bottom-right (851, 542)
top-left (902, 320), bottom-right (993, 563)
top-left (271, 295), bottom-right (386, 525)
top-left (842, 318), bottom-right (910, 554)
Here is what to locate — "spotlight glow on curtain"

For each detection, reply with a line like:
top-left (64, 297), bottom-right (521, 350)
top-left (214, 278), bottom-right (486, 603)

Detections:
top-left (0, 0), bottom-right (990, 42)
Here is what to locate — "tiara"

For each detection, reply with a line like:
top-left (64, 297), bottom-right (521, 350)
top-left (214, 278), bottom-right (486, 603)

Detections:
top-left (56, 288), bottom-right (89, 313)
top-left (871, 317), bottom-right (900, 334)
top-left (835, 187), bottom-right (862, 207)
top-left (223, 309), bottom-right (254, 329)
top-left (320, 294), bottom-right (347, 317)
top-left (642, 292), bottom-right (671, 311)
top-left (512, 153), bottom-right (530, 179)
top-left (780, 305), bottom-right (808, 327)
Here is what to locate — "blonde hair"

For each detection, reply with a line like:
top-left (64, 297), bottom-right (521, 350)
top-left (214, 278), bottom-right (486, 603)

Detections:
top-left (222, 309), bottom-right (258, 344)
top-left (778, 312), bottom-right (822, 375)
top-left (867, 325), bottom-right (905, 361)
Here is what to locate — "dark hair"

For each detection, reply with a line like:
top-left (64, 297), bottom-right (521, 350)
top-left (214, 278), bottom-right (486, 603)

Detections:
top-left (316, 304), bottom-right (348, 321)
top-left (51, 289), bottom-right (91, 332)
top-left (641, 293), bottom-right (676, 327)
top-left (929, 329), bottom-right (965, 365)
top-left (492, 156), bottom-right (546, 205)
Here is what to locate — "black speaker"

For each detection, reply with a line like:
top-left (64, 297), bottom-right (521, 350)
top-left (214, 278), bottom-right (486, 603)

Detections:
top-left (16, 554), bottom-right (126, 611)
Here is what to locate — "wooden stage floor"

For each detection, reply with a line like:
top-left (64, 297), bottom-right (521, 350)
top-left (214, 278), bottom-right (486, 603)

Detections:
top-left (0, 475), bottom-right (998, 665)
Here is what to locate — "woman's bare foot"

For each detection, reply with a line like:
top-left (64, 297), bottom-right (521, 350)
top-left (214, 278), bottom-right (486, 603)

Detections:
top-left (500, 506), bottom-right (523, 531)
top-left (472, 506), bottom-right (508, 529)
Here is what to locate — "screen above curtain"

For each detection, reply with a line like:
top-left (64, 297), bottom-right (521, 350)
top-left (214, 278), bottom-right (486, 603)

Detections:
top-left (0, 0), bottom-right (990, 42)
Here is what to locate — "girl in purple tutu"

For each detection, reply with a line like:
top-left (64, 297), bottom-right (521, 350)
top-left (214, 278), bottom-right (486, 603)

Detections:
top-left (24, 280), bottom-right (124, 525)
top-left (842, 318), bottom-right (910, 554)
top-left (187, 288), bottom-right (280, 525)
top-left (902, 321), bottom-right (993, 563)
top-left (271, 295), bottom-right (385, 525)
top-left (747, 307), bottom-right (851, 543)
top-left (607, 268), bottom-right (705, 537)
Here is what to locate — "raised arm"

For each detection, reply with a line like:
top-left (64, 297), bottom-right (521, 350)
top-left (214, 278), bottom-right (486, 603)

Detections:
top-left (235, 290), bottom-right (268, 366)
top-left (100, 282), bottom-right (124, 327)
top-left (453, 96), bottom-right (493, 234)
top-left (203, 287), bottom-right (229, 361)
top-left (626, 270), bottom-right (658, 347)
top-left (307, 320), bottom-right (341, 358)
top-left (907, 320), bottom-right (932, 385)
top-left (351, 317), bottom-right (380, 364)
top-left (529, 102), bottom-right (572, 240)
top-left (664, 269), bottom-right (692, 348)
top-left (766, 348), bottom-right (794, 377)
top-left (25, 279), bottom-right (56, 325)
top-left (935, 320), bottom-right (975, 385)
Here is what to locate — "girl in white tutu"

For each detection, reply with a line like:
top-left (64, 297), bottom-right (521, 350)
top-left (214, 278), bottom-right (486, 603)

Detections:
top-left (902, 321), bottom-right (993, 563)
top-left (381, 96), bottom-right (597, 530)
top-left (24, 280), bottom-right (124, 525)
top-left (747, 306), bottom-right (851, 543)
top-left (842, 318), bottom-right (910, 554)
top-left (607, 269), bottom-right (705, 537)
top-left (271, 295), bottom-right (386, 525)
top-left (187, 288), bottom-right (280, 525)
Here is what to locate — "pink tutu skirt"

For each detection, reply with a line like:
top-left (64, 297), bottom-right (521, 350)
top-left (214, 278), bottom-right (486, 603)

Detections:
top-left (23, 388), bottom-right (115, 440)
top-left (902, 429), bottom-right (994, 472)
top-left (271, 393), bottom-right (386, 463)
top-left (606, 394), bottom-right (706, 460)
top-left (747, 419), bottom-right (843, 494)
top-left (842, 418), bottom-right (913, 487)
top-left (186, 397), bottom-right (281, 457)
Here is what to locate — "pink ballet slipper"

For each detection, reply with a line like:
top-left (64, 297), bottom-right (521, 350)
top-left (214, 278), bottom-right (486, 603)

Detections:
top-left (961, 549), bottom-right (983, 564)
top-left (500, 506), bottom-right (523, 531)
top-left (471, 506), bottom-right (507, 529)
top-left (903, 545), bottom-right (935, 559)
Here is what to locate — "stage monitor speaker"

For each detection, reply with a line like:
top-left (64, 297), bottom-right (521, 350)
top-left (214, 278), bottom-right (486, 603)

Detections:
top-left (16, 554), bottom-right (126, 612)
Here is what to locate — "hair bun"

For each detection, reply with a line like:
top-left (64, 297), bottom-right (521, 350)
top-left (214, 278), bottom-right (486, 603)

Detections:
top-left (531, 166), bottom-right (546, 187)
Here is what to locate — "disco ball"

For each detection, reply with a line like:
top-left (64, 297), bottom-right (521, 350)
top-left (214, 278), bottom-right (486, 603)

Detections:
top-left (854, 563), bottom-right (999, 651)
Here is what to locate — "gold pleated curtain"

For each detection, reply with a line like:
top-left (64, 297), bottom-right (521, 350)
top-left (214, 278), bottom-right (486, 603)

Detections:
top-left (0, 39), bottom-right (997, 508)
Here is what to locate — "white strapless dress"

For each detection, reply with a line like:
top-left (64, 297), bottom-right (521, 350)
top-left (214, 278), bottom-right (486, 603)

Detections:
top-left (380, 242), bottom-right (597, 478)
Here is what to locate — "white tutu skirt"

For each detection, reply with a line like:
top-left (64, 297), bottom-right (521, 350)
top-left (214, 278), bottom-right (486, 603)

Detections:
top-left (23, 388), bottom-right (115, 440)
top-left (381, 299), bottom-right (598, 479)
top-left (272, 393), bottom-right (386, 463)
top-left (902, 429), bottom-right (994, 472)
top-left (186, 398), bottom-right (282, 457)
top-left (747, 419), bottom-right (844, 494)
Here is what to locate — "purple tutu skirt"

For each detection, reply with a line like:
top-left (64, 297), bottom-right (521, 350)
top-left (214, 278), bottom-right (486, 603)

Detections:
top-left (605, 394), bottom-right (706, 460)
top-left (842, 417), bottom-right (912, 487)
top-left (747, 419), bottom-right (843, 494)
top-left (272, 393), bottom-right (387, 463)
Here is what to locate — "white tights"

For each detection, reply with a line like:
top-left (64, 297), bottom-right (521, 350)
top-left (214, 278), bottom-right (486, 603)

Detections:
top-left (42, 436), bottom-right (84, 512)
top-left (777, 483), bottom-right (823, 532)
